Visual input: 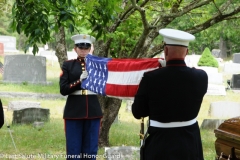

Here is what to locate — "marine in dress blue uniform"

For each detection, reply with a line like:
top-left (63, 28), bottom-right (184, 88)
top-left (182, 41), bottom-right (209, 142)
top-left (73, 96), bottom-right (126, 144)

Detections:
top-left (60, 34), bottom-right (103, 160)
top-left (132, 29), bottom-right (208, 160)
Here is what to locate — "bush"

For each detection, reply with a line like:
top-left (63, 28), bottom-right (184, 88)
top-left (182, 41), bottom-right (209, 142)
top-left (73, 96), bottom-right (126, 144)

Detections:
top-left (198, 47), bottom-right (219, 68)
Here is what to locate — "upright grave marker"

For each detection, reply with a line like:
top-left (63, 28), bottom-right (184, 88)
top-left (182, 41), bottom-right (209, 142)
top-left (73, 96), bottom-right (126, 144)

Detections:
top-left (233, 53), bottom-right (240, 64)
top-left (3, 55), bottom-right (47, 84)
top-left (0, 35), bottom-right (18, 53)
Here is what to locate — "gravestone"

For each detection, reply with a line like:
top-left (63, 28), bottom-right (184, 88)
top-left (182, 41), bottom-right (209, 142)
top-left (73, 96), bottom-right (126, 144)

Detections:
top-left (209, 101), bottom-right (240, 118)
top-left (207, 73), bottom-right (223, 85)
top-left (197, 66), bottom-right (226, 95)
top-left (223, 63), bottom-right (240, 74)
top-left (212, 49), bottom-right (221, 58)
top-left (39, 51), bottom-right (58, 62)
top-left (206, 84), bottom-right (226, 96)
top-left (0, 35), bottom-right (18, 52)
top-left (231, 74), bottom-right (240, 89)
top-left (197, 66), bottom-right (218, 74)
top-left (185, 55), bottom-right (201, 67)
top-left (105, 146), bottom-right (140, 160)
top-left (197, 66), bottom-right (223, 85)
top-left (201, 119), bottom-right (225, 130)
top-left (233, 53), bottom-right (240, 64)
top-left (8, 101), bottom-right (41, 111)
top-left (3, 55), bottom-right (47, 84)
top-left (12, 108), bottom-right (50, 124)
top-left (67, 51), bottom-right (77, 60)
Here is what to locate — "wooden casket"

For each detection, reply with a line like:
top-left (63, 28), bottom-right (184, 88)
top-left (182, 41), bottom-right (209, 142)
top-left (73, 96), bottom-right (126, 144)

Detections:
top-left (214, 116), bottom-right (240, 160)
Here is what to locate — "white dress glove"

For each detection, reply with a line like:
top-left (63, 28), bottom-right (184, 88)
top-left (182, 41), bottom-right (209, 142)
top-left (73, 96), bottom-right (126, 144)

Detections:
top-left (80, 71), bottom-right (88, 81)
top-left (158, 59), bottom-right (166, 67)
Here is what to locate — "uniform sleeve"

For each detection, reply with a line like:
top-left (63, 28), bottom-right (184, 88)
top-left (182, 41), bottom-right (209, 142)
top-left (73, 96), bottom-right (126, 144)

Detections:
top-left (132, 74), bottom-right (149, 119)
top-left (59, 61), bottom-right (81, 96)
top-left (0, 99), bottom-right (4, 128)
top-left (195, 69), bottom-right (208, 96)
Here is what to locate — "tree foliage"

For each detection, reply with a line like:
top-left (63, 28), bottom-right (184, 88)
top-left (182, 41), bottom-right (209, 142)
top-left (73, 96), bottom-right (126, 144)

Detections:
top-left (10, 0), bottom-right (240, 58)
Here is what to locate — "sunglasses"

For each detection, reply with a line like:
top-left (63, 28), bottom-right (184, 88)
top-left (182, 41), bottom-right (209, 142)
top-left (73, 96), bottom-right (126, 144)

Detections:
top-left (76, 43), bottom-right (91, 49)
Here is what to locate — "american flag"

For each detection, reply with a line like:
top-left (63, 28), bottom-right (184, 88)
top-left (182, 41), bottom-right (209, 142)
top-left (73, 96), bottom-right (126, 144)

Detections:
top-left (81, 54), bottom-right (161, 99)
top-left (0, 61), bottom-right (3, 75)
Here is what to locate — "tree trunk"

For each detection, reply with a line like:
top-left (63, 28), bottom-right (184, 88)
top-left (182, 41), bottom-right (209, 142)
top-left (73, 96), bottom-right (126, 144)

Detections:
top-left (98, 95), bottom-right (122, 147)
top-left (219, 36), bottom-right (227, 59)
top-left (55, 26), bottom-right (68, 68)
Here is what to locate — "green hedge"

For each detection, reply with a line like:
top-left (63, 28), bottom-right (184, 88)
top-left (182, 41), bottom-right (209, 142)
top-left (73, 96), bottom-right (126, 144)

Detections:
top-left (198, 47), bottom-right (219, 68)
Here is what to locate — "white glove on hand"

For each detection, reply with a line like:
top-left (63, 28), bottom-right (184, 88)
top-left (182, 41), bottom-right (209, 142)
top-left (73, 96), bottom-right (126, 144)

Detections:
top-left (158, 59), bottom-right (166, 67)
top-left (80, 71), bottom-right (88, 82)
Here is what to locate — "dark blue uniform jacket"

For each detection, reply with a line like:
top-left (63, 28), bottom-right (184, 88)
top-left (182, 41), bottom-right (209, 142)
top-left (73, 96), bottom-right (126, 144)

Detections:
top-left (60, 58), bottom-right (103, 119)
top-left (132, 59), bottom-right (208, 160)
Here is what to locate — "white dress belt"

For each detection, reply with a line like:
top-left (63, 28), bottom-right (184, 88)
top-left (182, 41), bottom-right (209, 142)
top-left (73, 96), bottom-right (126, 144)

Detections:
top-left (70, 90), bottom-right (96, 95)
top-left (150, 118), bottom-right (196, 128)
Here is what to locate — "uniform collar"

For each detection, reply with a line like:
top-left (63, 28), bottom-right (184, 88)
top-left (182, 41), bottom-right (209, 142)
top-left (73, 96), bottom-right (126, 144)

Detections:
top-left (166, 58), bottom-right (186, 67)
top-left (77, 57), bottom-right (85, 62)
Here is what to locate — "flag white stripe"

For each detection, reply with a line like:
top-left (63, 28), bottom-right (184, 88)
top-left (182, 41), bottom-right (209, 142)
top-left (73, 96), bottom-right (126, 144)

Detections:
top-left (107, 67), bottom-right (158, 85)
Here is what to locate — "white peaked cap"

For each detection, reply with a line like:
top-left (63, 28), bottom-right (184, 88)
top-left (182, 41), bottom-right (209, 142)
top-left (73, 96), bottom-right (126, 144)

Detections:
top-left (159, 28), bottom-right (195, 47)
top-left (71, 34), bottom-right (96, 44)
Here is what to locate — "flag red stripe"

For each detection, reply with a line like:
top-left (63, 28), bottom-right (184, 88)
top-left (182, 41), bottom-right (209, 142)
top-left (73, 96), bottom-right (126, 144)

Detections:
top-left (105, 84), bottom-right (139, 97)
top-left (107, 58), bottom-right (160, 71)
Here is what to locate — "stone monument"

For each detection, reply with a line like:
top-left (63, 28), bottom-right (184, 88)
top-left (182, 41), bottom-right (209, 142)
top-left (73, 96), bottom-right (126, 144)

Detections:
top-left (0, 35), bottom-right (18, 53)
top-left (12, 108), bottom-right (50, 124)
top-left (233, 53), bottom-right (240, 64)
top-left (3, 54), bottom-right (48, 84)
top-left (212, 49), bottom-right (221, 58)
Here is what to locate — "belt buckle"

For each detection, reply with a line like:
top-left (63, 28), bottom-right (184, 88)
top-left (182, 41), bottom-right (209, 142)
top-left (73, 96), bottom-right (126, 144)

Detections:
top-left (82, 90), bottom-right (87, 95)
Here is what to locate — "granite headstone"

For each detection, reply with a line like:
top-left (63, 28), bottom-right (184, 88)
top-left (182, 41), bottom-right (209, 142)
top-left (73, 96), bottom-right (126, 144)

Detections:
top-left (0, 35), bottom-right (18, 52)
top-left (209, 101), bottom-right (240, 118)
top-left (12, 108), bottom-right (50, 124)
top-left (39, 51), bottom-right (58, 62)
top-left (212, 49), bottom-right (221, 58)
top-left (8, 101), bottom-right (41, 111)
top-left (3, 55), bottom-right (47, 84)
top-left (223, 63), bottom-right (240, 74)
top-left (200, 119), bottom-right (225, 130)
top-left (231, 74), bottom-right (240, 89)
top-left (233, 53), bottom-right (240, 64)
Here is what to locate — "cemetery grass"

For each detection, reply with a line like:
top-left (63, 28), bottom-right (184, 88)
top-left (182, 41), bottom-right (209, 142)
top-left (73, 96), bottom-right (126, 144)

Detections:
top-left (0, 60), bottom-right (239, 159)
top-left (1, 94), bottom-right (238, 160)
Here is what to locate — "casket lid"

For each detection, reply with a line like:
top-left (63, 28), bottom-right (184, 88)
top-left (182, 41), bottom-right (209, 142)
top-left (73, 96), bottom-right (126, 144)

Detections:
top-left (214, 116), bottom-right (240, 142)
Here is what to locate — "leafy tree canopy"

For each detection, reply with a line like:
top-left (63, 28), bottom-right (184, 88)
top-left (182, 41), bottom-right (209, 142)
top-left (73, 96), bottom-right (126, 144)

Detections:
top-left (9, 0), bottom-right (240, 58)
